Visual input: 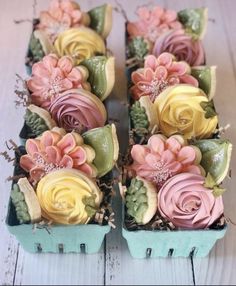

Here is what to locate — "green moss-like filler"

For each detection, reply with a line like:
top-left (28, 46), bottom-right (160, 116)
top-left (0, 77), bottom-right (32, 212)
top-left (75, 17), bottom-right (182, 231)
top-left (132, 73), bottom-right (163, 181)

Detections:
top-left (24, 109), bottom-right (49, 137)
top-left (193, 139), bottom-right (232, 185)
top-left (191, 67), bottom-right (211, 96)
top-left (88, 4), bottom-right (106, 36)
top-left (81, 56), bottom-right (108, 100)
top-left (11, 184), bottom-right (30, 224)
top-left (125, 178), bottom-right (148, 224)
top-left (127, 37), bottom-right (149, 61)
top-left (178, 8), bottom-right (207, 40)
top-left (83, 125), bottom-right (114, 177)
top-left (83, 195), bottom-right (97, 218)
top-left (130, 101), bottom-right (149, 135)
top-left (29, 32), bottom-right (45, 62)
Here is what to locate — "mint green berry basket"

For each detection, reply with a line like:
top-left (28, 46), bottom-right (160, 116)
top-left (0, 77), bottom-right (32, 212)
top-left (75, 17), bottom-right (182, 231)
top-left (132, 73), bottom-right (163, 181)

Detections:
top-left (5, 148), bottom-right (111, 254)
top-left (6, 202), bottom-right (110, 254)
top-left (122, 223), bottom-right (227, 259)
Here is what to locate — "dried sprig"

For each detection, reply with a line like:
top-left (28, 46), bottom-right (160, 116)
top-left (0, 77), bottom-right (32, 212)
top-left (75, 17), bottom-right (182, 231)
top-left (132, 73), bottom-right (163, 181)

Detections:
top-left (0, 139), bottom-right (21, 165)
top-left (114, 0), bottom-right (128, 21)
top-left (14, 73), bottom-right (31, 108)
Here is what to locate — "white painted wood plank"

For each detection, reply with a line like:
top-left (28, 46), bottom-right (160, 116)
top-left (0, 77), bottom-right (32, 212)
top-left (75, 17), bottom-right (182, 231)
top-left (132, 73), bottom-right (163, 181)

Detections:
top-left (105, 1), bottom-right (194, 285)
top-left (0, 1), bottom-right (33, 285)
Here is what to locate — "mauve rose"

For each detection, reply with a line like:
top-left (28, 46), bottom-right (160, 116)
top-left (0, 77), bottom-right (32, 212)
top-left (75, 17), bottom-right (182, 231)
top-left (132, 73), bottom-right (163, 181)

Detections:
top-left (158, 173), bottom-right (224, 229)
top-left (153, 29), bottom-right (205, 66)
top-left (49, 88), bottom-right (107, 133)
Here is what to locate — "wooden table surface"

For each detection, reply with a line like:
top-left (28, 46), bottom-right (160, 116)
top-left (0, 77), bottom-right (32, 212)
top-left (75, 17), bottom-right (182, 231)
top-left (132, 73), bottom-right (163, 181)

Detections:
top-left (0, 0), bottom-right (236, 285)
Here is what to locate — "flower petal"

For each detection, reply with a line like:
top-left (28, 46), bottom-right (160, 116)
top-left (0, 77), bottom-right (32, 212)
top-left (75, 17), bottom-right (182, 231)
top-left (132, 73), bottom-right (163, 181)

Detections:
top-left (177, 146), bottom-right (197, 164)
top-left (58, 56), bottom-right (73, 74)
top-left (147, 134), bottom-right (165, 154)
top-left (131, 145), bottom-right (149, 164)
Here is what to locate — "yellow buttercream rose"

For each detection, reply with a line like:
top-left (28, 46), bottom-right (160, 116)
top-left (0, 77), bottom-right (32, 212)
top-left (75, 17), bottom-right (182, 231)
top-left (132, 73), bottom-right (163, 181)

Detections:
top-left (36, 169), bottom-right (103, 225)
top-left (54, 27), bottom-right (106, 65)
top-left (154, 85), bottom-right (218, 139)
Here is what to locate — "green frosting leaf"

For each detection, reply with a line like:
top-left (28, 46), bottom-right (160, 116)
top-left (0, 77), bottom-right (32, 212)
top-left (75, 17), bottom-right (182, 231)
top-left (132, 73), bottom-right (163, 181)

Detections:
top-left (29, 32), bottom-right (45, 62)
top-left (24, 109), bottom-right (49, 137)
top-left (200, 101), bottom-right (217, 118)
top-left (204, 173), bottom-right (217, 189)
top-left (178, 8), bottom-right (207, 40)
top-left (125, 178), bottom-right (148, 224)
top-left (212, 186), bottom-right (226, 198)
top-left (82, 125), bottom-right (115, 177)
top-left (128, 37), bottom-right (149, 61)
top-left (193, 139), bottom-right (232, 185)
top-left (191, 67), bottom-right (211, 96)
top-left (11, 184), bottom-right (30, 224)
top-left (81, 56), bottom-right (108, 100)
top-left (82, 195), bottom-right (97, 218)
top-left (88, 4), bottom-right (106, 36)
top-left (130, 101), bottom-right (149, 135)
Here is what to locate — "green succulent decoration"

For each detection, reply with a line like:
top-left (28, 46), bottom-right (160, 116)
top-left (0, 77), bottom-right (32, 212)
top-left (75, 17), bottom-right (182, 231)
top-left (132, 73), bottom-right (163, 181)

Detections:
top-left (125, 178), bottom-right (148, 224)
top-left (130, 101), bottom-right (149, 135)
top-left (29, 33), bottom-right (45, 62)
top-left (24, 109), bottom-right (49, 137)
top-left (11, 184), bottom-right (30, 224)
top-left (127, 37), bottom-right (149, 62)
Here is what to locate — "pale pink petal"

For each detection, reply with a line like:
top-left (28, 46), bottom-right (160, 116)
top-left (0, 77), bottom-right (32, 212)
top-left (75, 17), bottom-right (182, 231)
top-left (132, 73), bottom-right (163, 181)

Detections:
top-left (147, 135), bottom-right (165, 154)
top-left (25, 139), bottom-right (41, 156)
top-left (40, 131), bottom-right (62, 149)
top-left (145, 55), bottom-right (158, 70)
top-left (168, 62), bottom-right (188, 76)
top-left (166, 137), bottom-right (182, 153)
top-left (165, 161), bottom-right (182, 173)
top-left (61, 78), bottom-right (73, 90)
top-left (179, 74), bottom-right (199, 87)
top-left (20, 155), bottom-right (36, 172)
top-left (154, 66), bottom-right (168, 80)
top-left (163, 10), bottom-right (177, 23)
top-left (157, 52), bottom-right (173, 68)
top-left (45, 146), bottom-right (62, 164)
top-left (67, 67), bottom-right (83, 82)
top-left (177, 146), bottom-right (196, 164)
top-left (30, 167), bottom-right (46, 182)
top-left (132, 70), bottom-right (145, 84)
top-left (58, 56), bottom-right (73, 74)
top-left (69, 146), bottom-right (87, 166)
top-left (144, 68), bottom-right (155, 81)
top-left (60, 154), bottom-right (74, 168)
top-left (137, 7), bottom-right (150, 20)
top-left (131, 145), bottom-right (150, 164)
top-left (79, 163), bottom-right (95, 176)
top-left (42, 54), bottom-right (58, 72)
top-left (183, 165), bottom-right (202, 175)
top-left (57, 133), bottom-right (76, 154)
top-left (161, 150), bottom-right (176, 164)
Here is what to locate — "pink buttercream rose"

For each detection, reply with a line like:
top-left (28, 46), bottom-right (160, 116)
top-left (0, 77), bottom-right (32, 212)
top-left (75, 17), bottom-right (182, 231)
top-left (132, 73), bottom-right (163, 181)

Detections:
top-left (49, 88), bottom-right (107, 133)
top-left (130, 134), bottom-right (203, 189)
top-left (27, 54), bottom-right (90, 109)
top-left (127, 6), bottom-right (182, 43)
top-left (153, 29), bottom-right (205, 66)
top-left (158, 173), bottom-right (224, 229)
top-left (131, 53), bottom-right (198, 102)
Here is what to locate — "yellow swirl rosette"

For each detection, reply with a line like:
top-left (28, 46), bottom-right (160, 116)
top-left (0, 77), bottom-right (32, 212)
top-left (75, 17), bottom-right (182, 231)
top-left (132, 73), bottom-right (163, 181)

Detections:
top-left (154, 85), bottom-right (218, 139)
top-left (54, 27), bottom-right (106, 65)
top-left (36, 169), bottom-right (103, 225)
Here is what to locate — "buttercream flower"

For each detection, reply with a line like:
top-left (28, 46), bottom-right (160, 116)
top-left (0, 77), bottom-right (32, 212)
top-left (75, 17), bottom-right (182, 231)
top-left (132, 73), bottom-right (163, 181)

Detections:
top-left (37, 169), bottom-right (103, 225)
top-left (127, 6), bottom-right (182, 43)
top-left (131, 53), bottom-right (198, 101)
top-left (38, 0), bottom-right (89, 41)
top-left (49, 89), bottom-right (107, 133)
top-left (153, 28), bottom-right (205, 66)
top-left (54, 27), bottom-right (106, 65)
top-left (158, 173), bottom-right (224, 229)
top-left (154, 85), bottom-right (218, 139)
top-left (27, 54), bottom-right (90, 109)
top-left (20, 129), bottom-right (97, 182)
top-left (130, 134), bottom-right (203, 189)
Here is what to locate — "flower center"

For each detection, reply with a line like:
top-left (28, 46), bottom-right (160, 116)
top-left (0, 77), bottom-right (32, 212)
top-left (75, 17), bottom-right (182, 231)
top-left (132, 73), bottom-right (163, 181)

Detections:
top-left (35, 154), bottom-right (63, 178)
top-left (141, 79), bottom-right (169, 102)
top-left (151, 160), bottom-right (172, 187)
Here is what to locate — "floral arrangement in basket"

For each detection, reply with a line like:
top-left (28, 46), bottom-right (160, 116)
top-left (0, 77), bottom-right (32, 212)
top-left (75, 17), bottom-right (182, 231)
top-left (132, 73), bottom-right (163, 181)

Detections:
top-left (122, 5), bottom-right (232, 231)
top-left (2, 0), bottom-right (119, 229)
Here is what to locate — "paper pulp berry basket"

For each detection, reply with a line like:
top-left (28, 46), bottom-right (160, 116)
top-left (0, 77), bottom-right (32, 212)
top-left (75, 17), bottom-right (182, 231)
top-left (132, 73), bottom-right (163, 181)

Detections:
top-left (6, 5), bottom-right (115, 254)
top-left (122, 20), bottom-right (228, 258)
top-left (6, 147), bottom-right (111, 254)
